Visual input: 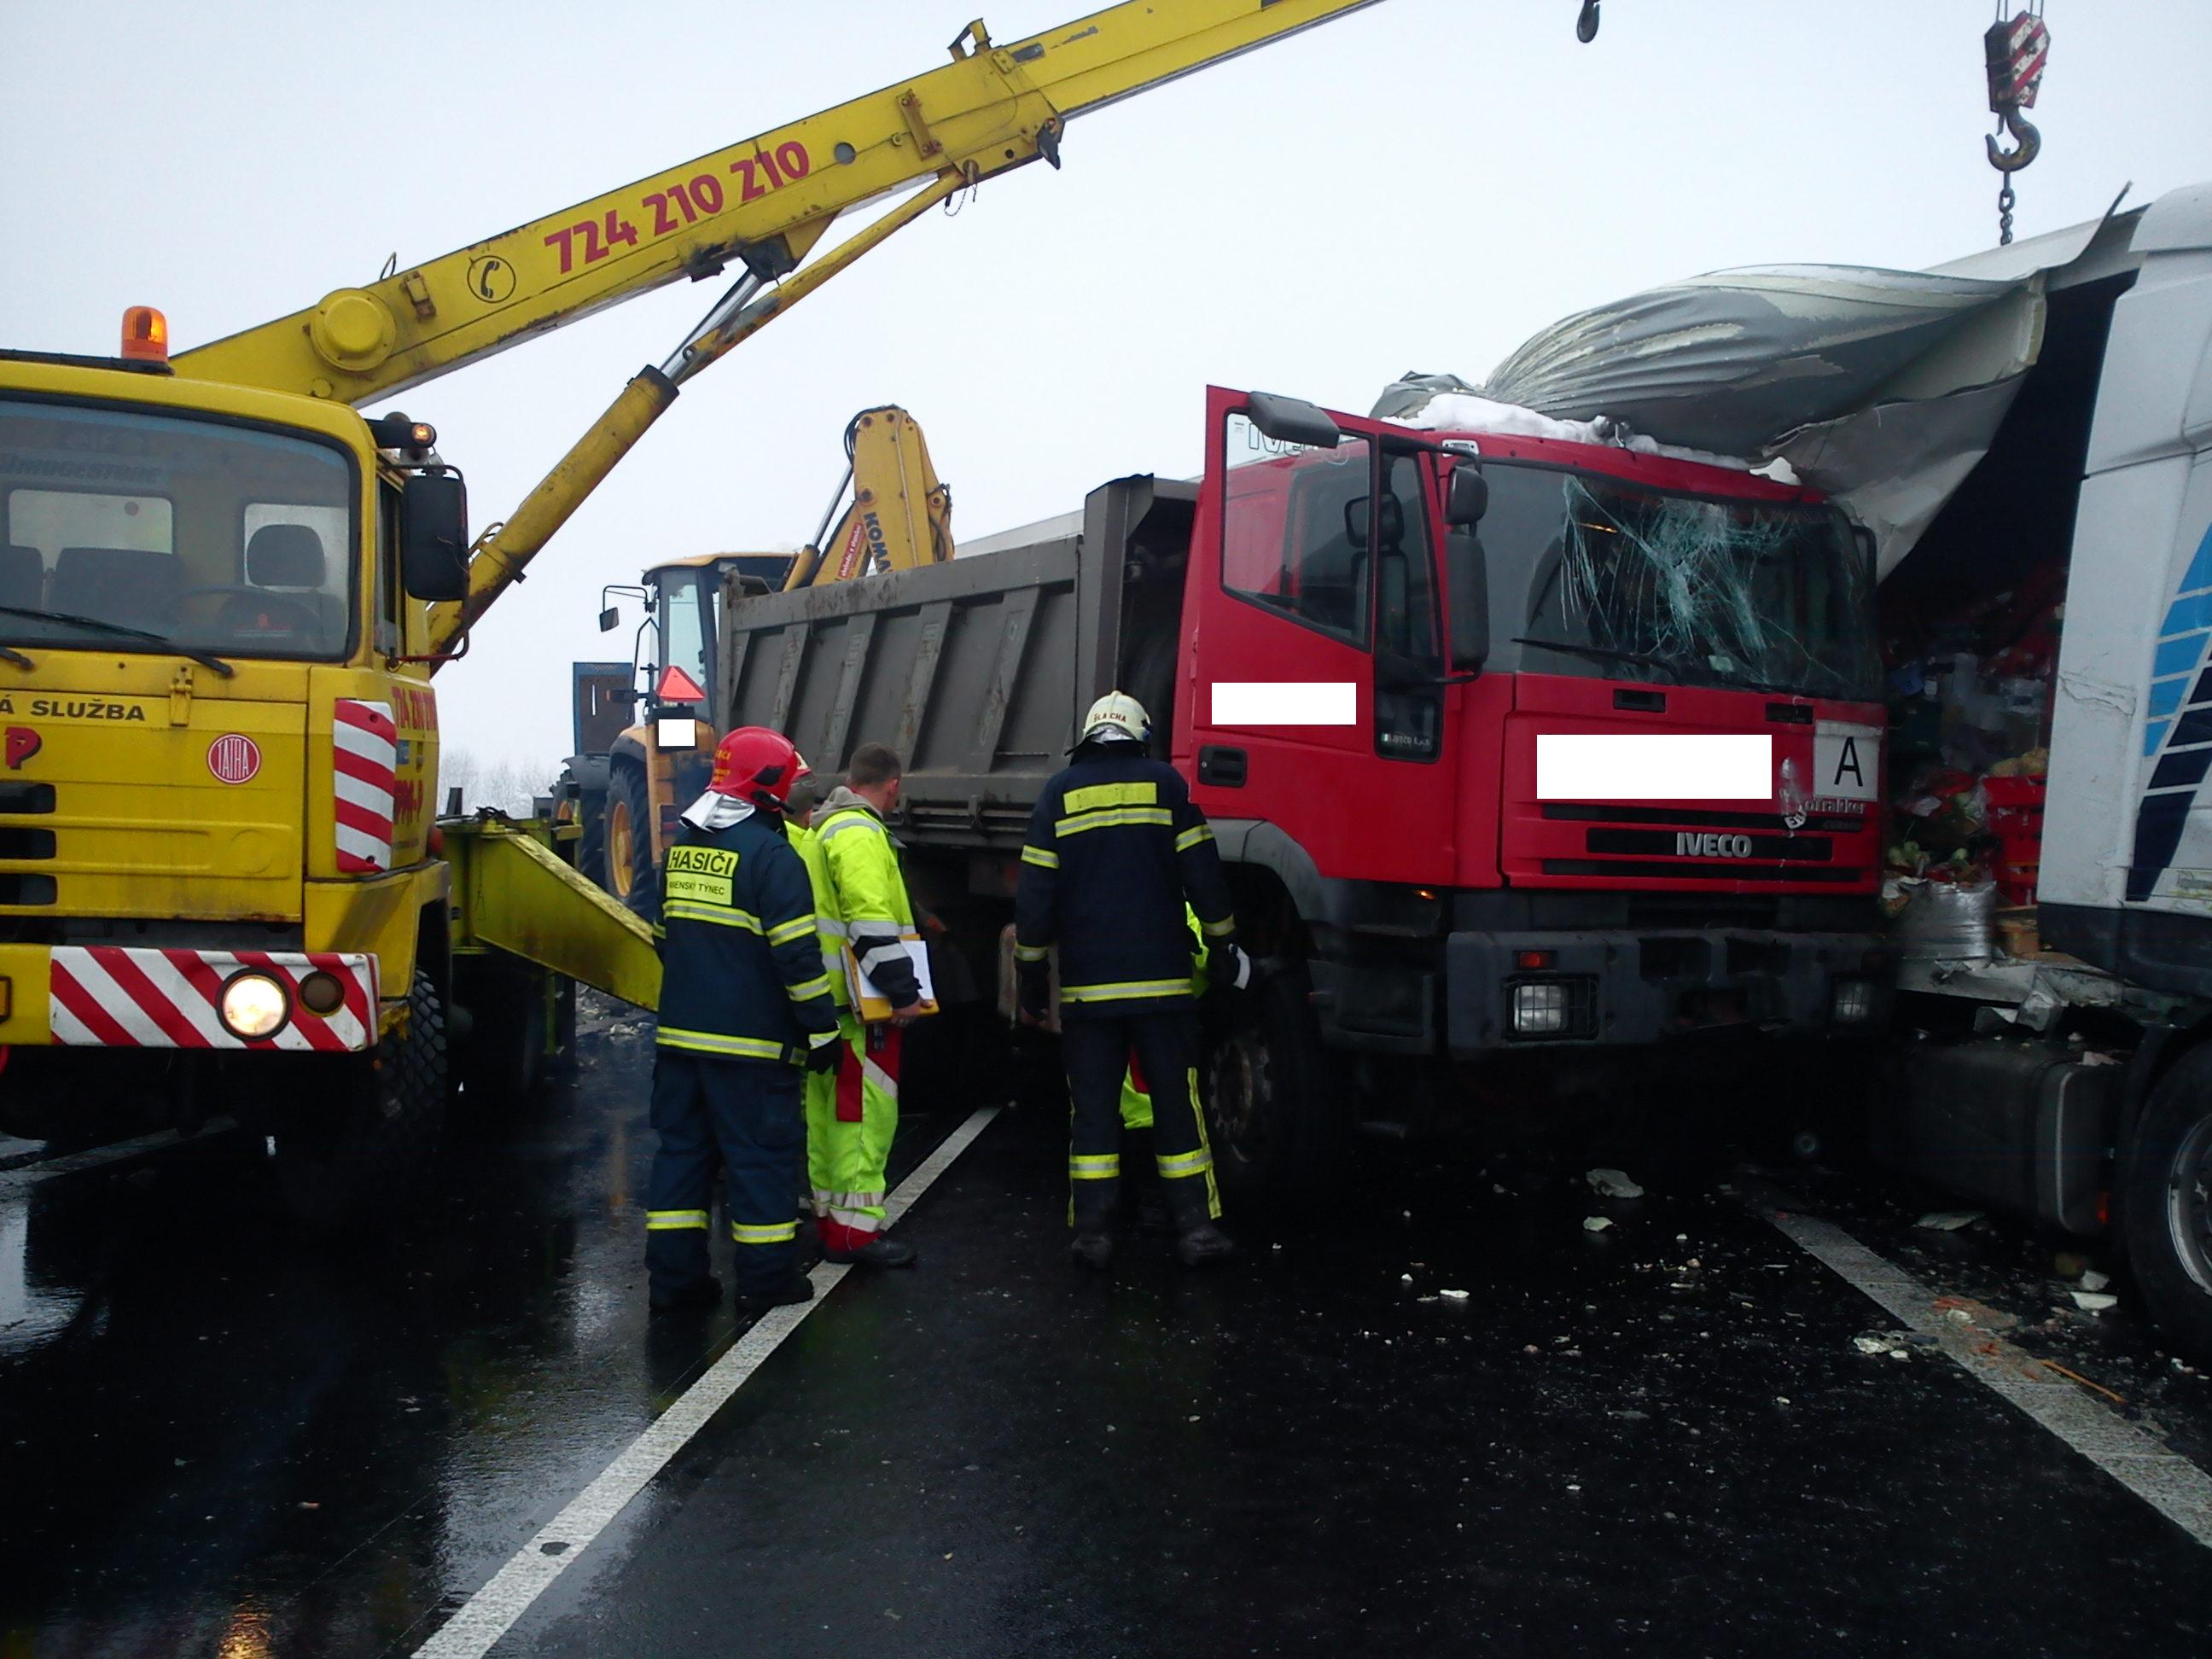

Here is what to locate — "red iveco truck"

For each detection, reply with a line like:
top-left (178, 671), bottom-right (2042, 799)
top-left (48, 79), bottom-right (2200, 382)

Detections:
top-left (714, 387), bottom-right (1890, 1202)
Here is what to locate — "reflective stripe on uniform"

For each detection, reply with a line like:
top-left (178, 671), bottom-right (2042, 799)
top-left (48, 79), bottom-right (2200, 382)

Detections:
top-left (1021, 845), bottom-right (1060, 869)
top-left (661, 899), bottom-right (765, 933)
top-left (1155, 1146), bottom-right (1214, 1179)
top-left (1069, 1153), bottom-right (1121, 1179)
top-left (730, 1219), bottom-right (798, 1245)
top-left (1063, 782), bottom-right (1158, 812)
top-left (1056, 806), bottom-right (1173, 837)
top-left (818, 812), bottom-right (885, 841)
top-left (1175, 824), bottom-right (1214, 852)
top-left (785, 973), bottom-right (835, 1004)
top-left (1200, 915), bottom-right (1237, 938)
top-left (1060, 978), bottom-right (1191, 1004)
top-left (861, 1055), bottom-right (899, 1102)
top-left (1013, 942), bottom-right (1050, 963)
top-left (768, 913), bottom-right (819, 946)
top-left (645, 1208), bottom-right (710, 1231)
top-left (655, 1026), bottom-right (790, 1062)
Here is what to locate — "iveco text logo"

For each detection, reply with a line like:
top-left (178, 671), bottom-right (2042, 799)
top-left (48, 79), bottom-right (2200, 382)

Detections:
top-left (1675, 831), bottom-right (1752, 859)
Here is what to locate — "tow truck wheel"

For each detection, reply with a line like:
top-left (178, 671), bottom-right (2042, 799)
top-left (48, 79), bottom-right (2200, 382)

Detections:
top-left (606, 763), bottom-right (658, 923)
top-left (273, 970), bottom-right (446, 1231)
top-left (2119, 1047), bottom-right (2212, 1369)
top-left (1203, 966), bottom-right (1340, 1213)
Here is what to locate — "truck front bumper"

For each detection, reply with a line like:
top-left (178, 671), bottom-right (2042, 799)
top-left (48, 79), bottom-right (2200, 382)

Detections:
top-left (1446, 928), bottom-right (1887, 1054)
top-left (0, 945), bottom-right (378, 1053)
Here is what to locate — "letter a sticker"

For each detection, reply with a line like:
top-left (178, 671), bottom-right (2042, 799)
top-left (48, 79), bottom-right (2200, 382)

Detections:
top-left (1813, 721), bottom-right (1881, 803)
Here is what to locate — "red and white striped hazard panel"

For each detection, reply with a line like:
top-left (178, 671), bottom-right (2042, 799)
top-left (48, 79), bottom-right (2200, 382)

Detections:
top-left (334, 699), bottom-right (398, 874)
top-left (48, 948), bottom-right (379, 1052)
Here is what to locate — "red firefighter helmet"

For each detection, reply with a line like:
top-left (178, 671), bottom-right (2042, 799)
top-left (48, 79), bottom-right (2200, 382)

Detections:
top-left (707, 726), bottom-right (806, 812)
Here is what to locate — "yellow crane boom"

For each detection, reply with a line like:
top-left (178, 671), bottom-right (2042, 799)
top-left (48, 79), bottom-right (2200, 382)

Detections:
top-left (172, 1), bottom-right (1383, 405)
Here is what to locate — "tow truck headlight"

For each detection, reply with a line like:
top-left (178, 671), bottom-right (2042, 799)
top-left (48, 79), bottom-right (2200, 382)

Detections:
top-left (219, 971), bottom-right (290, 1040)
top-left (1832, 979), bottom-right (1876, 1025)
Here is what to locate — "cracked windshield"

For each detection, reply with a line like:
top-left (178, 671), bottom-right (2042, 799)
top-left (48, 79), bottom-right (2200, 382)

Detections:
top-left (1, 399), bottom-right (355, 661)
top-left (1498, 463), bottom-right (1882, 700)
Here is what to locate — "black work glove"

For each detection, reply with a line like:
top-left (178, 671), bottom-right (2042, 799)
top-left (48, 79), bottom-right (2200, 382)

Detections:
top-left (1016, 958), bottom-right (1051, 1024)
top-left (805, 1034), bottom-right (846, 1075)
top-left (1209, 942), bottom-right (1254, 994)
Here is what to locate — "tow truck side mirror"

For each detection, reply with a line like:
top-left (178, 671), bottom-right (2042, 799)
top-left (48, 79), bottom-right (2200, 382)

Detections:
top-left (1344, 493), bottom-right (1405, 550)
top-left (400, 472), bottom-right (471, 602)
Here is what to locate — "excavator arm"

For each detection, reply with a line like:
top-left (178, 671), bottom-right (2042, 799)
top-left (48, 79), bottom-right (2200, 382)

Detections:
top-left (172, 1), bottom-right (1383, 406)
top-left (783, 407), bottom-right (952, 591)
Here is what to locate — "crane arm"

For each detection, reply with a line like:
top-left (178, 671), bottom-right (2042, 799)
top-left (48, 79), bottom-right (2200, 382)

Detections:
top-left (173, 0), bottom-right (1382, 405)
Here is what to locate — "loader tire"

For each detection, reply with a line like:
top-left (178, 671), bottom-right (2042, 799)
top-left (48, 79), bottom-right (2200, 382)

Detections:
top-left (606, 761), bottom-right (659, 923)
top-left (275, 970), bottom-right (446, 1231)
top-left (2118, 1045), bottom-right (2212, 1370)
top-left (1202, 965), bottom-right (1342, 1214)
top-left (556, 764), bottom-right (605, 889)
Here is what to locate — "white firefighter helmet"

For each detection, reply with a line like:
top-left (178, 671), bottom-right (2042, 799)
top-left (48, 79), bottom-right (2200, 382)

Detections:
top-left (1077, 690), bottom-right (1151, 748)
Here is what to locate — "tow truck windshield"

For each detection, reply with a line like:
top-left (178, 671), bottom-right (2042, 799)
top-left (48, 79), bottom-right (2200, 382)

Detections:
top-left (0, 399), bottom-right (357, 661)
top-left (1490, 463), bottom-right (1881, 701)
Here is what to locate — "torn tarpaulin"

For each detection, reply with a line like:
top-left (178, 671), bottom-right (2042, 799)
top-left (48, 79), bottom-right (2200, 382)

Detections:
top-left (1374, 203), bottom-right (2131, 578)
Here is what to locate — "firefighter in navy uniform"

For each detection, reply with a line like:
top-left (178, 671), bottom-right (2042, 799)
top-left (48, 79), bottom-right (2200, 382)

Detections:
top-left (1014, 691), bottom-right (1252, 1269)
top-left (646, 726), bottom-right (844, 1313)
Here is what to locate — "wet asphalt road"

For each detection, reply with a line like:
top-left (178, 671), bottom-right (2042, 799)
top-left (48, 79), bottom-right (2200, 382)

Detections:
top-left (3, 1004), bottom-right (2210, 1656)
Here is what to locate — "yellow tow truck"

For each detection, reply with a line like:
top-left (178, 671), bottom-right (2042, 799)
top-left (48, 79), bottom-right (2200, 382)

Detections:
top-left (0, 1), bottom-right (1386, 1219)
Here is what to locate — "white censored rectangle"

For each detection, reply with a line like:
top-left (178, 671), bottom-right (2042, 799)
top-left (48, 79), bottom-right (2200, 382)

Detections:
top-left (1537, 733), bottom-right (1773, 801)
top-left (1212, 681), bottom-right (1357, 726)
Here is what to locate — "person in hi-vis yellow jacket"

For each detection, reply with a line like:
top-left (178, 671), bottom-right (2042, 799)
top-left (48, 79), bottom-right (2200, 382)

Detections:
top-left (803, 742), bottom-right (925, 1268)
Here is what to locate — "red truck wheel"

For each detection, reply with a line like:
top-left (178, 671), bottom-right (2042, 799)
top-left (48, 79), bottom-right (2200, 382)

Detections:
top-left (2119, 1045), bottom-right (2212, 1370)
top-left (1203, 966), bottom-right (1341, 1212)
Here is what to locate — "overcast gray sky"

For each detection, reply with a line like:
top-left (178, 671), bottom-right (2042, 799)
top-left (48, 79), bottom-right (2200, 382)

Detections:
top-left (6, 0), bottom-right (2208, 776)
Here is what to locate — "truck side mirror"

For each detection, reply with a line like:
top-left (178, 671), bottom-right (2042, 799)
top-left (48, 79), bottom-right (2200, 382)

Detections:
top-left (1246, 392), bottom-right (1342, 451)
top-left (1344, 493), bottom-right (1405, 550)
top-left (400, 471), bottom-right (470, 602)
top-left (598, 606), bottom-right (620, 632)
top-left (1446, 464), bottom-right (1489, 527)
top-left (1447, 529), bottom-right (1490, 673)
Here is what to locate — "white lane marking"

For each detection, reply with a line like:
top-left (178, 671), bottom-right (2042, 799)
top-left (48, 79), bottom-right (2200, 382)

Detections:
top-left (412, 1104), bottom-right (1003, 1659)
top-left (1537, 732), bottom-right (1773, 800)
top-left (1211, 681), bottom-right (1357, 726)
top-left (1741, 1180), bottom-right (2212, 1550)
top-left (0, 1119), bottom-right (239, 1194)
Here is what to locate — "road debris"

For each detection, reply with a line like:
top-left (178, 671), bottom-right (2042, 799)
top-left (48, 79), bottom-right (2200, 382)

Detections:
top-left (1586, 1167), bottom-right (1644, 1199)
top-left (1854, 1333), bottom-right (1913, 1360)
top-left (1440, 1289), bottom-right (1470, 1302)
top-left (2070, 1290), bottom-right (2119, 1313)
top-left (1583, 1216), bottom-right (1614, 1233)
top-left (1916, 1210), bottom-right (1985, 1231)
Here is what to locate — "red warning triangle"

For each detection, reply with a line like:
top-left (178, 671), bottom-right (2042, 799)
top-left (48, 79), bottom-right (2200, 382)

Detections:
top-left (655, 664), bottom-right (707, 703)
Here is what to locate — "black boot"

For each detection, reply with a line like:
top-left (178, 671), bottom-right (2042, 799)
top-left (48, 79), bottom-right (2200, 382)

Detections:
top-left (649, 1274), bottom-right (722, 1314)
top-left (1070, 1180), bottom-right (1119, 1271)
top-left (733, 1271), bottom-right (816, 1315)
top-left (826, 1235), bottom-right (919, 1268)
top-left (1163, 1179), bottom-right (1237, 1269)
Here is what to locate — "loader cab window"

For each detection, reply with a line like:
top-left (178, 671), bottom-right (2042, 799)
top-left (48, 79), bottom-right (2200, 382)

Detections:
top-left (0, 399), bottom-right (358, 662)
top-left (652, 566), bottom-right (713, 707)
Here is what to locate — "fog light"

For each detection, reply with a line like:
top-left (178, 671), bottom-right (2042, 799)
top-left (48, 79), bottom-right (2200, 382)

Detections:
top-left (298, 970), bottom-right (346, 1016)
top-left (219, 971), bottom-right (290, 1039)
top-left (1512, 981), bottom-right (1569, 1035)
top-left (1832, 978), bottom-right (1875, 1024)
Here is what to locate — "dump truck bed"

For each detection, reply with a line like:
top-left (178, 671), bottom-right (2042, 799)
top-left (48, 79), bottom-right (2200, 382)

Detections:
top-left (714, 476), bottom-right (1196, 850)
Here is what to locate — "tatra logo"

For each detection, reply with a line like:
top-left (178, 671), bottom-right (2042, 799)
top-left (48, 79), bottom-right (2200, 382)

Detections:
top-left (1675, 831), bottom-right (1753, 859)
top-left (4, 727), bottom-right (40, 770)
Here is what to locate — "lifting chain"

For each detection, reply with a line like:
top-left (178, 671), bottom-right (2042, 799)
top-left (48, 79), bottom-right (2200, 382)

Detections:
top-left (1983, 3), bottom-right (2051, 246)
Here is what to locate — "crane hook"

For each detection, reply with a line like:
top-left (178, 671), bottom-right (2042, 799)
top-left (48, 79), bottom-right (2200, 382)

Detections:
top-left (1985, 106), bottom-right (2041, 173)
top-left (1575, 1), bottom-right (1600, 44)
